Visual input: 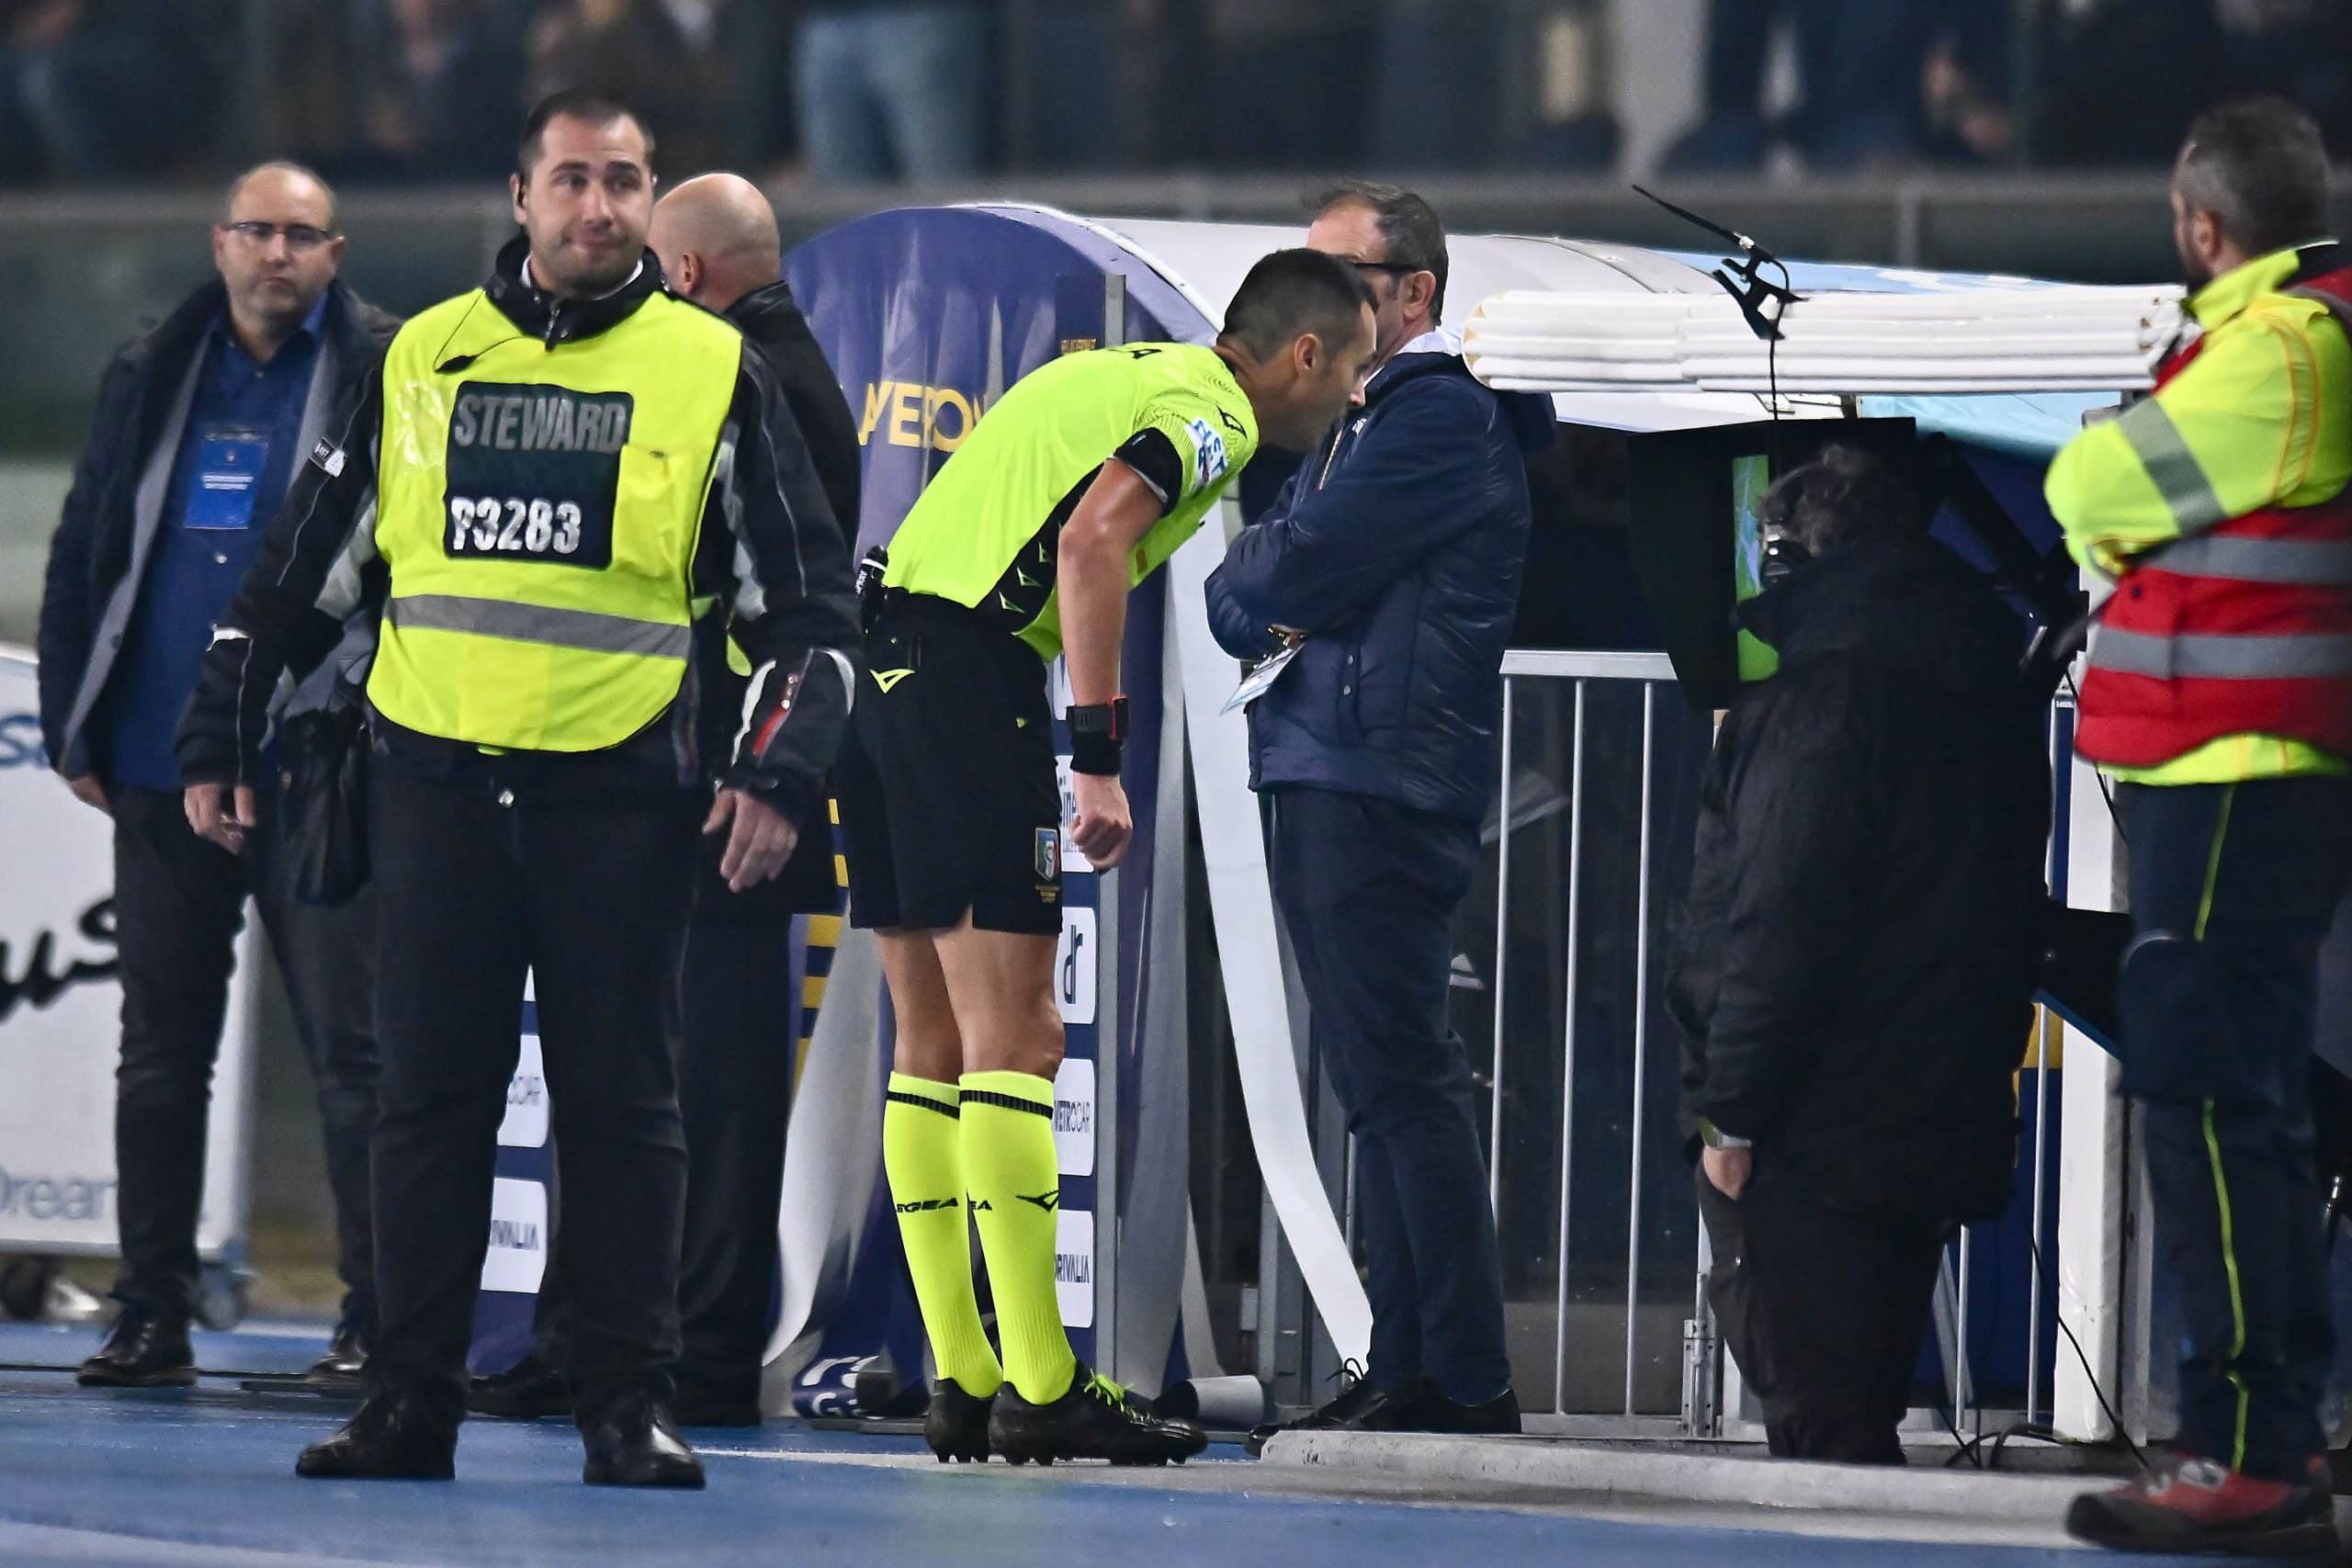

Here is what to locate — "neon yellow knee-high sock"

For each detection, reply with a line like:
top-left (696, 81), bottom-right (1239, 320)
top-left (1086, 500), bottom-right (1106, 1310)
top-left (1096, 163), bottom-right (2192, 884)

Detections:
top-left (959, 1070), bottom-right (1079, 1404)
top-left (883, 1072), bottom-right (1002, 1396)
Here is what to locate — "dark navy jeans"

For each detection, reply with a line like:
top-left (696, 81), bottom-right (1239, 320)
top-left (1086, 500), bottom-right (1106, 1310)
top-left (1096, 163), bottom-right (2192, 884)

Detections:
top-left (2119, 776), bottom-right (2352, 1481)
top-left (1269, 786), bottom-right (1512, 1405)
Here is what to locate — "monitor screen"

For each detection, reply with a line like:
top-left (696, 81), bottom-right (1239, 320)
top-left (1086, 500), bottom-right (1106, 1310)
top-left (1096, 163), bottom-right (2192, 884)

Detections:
top-left (1624, 417), bottom-right (1919, 708)
top-left (1729, 453), bottom-right (1778, 682)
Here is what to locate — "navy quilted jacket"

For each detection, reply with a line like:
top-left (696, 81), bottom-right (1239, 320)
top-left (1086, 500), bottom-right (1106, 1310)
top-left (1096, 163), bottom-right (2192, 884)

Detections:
top-left (1205, 341), bottom-right (1552, 822)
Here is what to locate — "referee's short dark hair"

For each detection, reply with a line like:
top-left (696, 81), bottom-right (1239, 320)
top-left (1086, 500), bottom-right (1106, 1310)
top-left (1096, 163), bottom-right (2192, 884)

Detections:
top-left (1312, 179), bottom-right (1451, 321)
top-left (518, 88), bottom-right (655, 181)
top-left (1222, 249), bottom-right (1375, 363)
top-left (2177, 97), bottom-right (2331, 258)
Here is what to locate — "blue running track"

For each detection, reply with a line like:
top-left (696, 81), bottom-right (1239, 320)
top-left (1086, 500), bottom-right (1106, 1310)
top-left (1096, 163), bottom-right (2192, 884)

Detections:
top-left (0, 1322), bottom-right (2204, 1566)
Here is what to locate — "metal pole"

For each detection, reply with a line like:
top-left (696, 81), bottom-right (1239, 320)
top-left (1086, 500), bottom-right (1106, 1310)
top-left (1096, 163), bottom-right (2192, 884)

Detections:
top-left (1552, 679), bottom-right (1588, 1414)
top-left (2028, 1008), bottom-right (2053, 1423)
top-left (1955, 1227), bottom-right (1975, 1437)
top-left (1090, 269), bottom-right (1128, 1379)
top-left (1489, 678), bottom-right (1516, 1211)
top-left (2026, 706), bottom-right (2062, 1424)
top-left (1623, 682), bottom-right (1656, 1416)
top-left (1343, 1134), bottom-right (1359, 1255)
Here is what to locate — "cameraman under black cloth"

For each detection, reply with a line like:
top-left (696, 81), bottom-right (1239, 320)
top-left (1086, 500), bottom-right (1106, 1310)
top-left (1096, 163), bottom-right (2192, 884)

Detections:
top-left (1668, 445), bottom-right (2051, 1464)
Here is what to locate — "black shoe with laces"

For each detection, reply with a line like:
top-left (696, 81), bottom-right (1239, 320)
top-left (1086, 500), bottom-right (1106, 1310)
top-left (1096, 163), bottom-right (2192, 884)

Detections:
top-left (467, 1352), bottom-right (571, 1419)
top-left (1243, 1361), bottom-right (1424, 1457)
top-left (77, 1308), bottom-right (197, 1389)
top-left (924, 1379), bottom-right (995, 1462)
top-left (295, 1390), bottom-right (458, 1480)
top-left (988, 1362), bottom-right (1207, 1466)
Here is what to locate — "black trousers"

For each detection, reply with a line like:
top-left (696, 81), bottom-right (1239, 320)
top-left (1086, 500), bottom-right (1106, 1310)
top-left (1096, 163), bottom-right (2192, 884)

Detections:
top-left (673, 913), bottom-right (797, 1404)
top-left (109, 786), bottom-right (379, 1331)
top-left (2118, 777), bottom-right (2352, 1482)
top-left (367, 760), bottom-right (698, 1421)
top-left (1269, 786), bottom-right (1512, 1405)
top-left (526, 905), bottom-right (798, 1407)
top-left (1697, 1165), bottom-right (1948, 1464)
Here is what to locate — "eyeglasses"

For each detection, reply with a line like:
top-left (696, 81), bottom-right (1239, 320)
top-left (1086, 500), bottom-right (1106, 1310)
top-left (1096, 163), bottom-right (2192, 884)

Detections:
top-left (221, 220), bottom-right (336, 252)
top-left (1345, 259), bottom-right (1425, 277)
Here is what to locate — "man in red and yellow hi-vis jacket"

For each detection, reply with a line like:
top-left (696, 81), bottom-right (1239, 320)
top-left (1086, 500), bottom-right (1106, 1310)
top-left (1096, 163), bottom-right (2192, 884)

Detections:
top-left (2051, 99), bottom-right (2352, 1559)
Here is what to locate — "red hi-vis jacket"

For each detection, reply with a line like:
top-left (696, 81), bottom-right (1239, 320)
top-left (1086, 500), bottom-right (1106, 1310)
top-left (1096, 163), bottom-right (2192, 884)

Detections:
top-left (2070, 262), bottom-right (2352, 771)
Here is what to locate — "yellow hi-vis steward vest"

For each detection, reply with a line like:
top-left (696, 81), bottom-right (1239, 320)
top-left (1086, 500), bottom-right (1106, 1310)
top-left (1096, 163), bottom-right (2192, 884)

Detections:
top-left (367, 287), bottom-right (741, 752)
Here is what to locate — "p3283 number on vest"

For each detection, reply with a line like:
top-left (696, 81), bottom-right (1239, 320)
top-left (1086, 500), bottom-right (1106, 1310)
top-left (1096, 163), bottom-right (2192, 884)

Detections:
top-left (447, 496), bottom-right (585, 559)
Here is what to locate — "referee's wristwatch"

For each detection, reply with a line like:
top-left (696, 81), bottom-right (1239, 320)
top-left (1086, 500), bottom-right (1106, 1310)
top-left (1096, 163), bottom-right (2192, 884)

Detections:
top-left (1068, 695), bottom-right (1128, 775)
top-left (1698, 1117), bottom-right (1752, 1151)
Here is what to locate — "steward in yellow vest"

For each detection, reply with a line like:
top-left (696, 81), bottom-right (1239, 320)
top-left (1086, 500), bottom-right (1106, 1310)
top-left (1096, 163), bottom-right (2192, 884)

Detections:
top-left (2052, 98), bottom-right (2352, 1561)
top-left (174, 91), bottom-right (858, 1491)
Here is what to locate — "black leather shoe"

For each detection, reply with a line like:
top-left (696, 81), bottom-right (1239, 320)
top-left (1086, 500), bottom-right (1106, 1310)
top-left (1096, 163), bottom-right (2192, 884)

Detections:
top-left (853, 1357), bottom-right (932, 1419)
top-left (467, 1353), bottom-right (571, 1419)
top-left (669, 1385), bottom-right (762, 1428)
top-left (77, 1309), bottom-right (197, 1389)
top-left (295, 1391), bottom-right (458, 1480)
top-left (303, 1325), bottom-right (369, 1391)
top-left (1243, 1367), bottom-right (1423, 1457)
top-left (580, 1392), bottom-right (707, 1489)
top-left (1419, 1384), bottom-right (1522, 1436)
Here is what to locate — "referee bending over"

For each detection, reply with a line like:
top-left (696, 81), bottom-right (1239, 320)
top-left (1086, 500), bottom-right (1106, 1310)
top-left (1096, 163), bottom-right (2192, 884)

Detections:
top-left (175, 91), bottom-right (857, 1487)
top-left (841, 250), bottom-right (1374, 1466)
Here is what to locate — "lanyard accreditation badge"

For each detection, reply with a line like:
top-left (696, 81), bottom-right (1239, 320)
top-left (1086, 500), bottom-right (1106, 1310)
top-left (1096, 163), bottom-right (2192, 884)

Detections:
top-left (183, 425), bottom-right (272, 531)
top-left (1221, 638), bottom-right (1303, 716)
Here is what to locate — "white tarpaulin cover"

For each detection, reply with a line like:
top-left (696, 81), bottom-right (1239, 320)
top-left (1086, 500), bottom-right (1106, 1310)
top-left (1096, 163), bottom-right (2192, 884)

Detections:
top-left (1464, 284), bottom-right (2184, 396)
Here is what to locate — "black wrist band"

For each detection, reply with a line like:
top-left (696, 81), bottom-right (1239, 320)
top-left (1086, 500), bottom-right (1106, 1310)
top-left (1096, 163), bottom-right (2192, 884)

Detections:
top-left (1067, 697), bottom-right (1128, 740)
top-left (1069, 733), bottom-right (1122, 775)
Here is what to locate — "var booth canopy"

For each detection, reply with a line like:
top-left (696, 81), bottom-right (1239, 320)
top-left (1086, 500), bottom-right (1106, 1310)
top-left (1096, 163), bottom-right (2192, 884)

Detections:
top-left (762, 205), bottom-right (2133, 1429)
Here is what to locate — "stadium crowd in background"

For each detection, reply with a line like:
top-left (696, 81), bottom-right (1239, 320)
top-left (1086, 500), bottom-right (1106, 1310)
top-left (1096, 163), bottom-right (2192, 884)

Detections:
top-left (6, 1), bottom-right (2352, 191)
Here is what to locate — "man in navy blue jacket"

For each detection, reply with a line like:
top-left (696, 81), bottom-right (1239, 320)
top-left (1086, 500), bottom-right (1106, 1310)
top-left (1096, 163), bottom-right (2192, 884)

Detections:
top-left (1212, 182), bottom-right (1553, 1443)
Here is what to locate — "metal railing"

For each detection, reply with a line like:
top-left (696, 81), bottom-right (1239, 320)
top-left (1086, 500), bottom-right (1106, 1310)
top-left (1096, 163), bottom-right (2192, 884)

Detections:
top-left (1467, 649), bottom-right (2076, 1439)
top-left (1469, 649), bottom-right (1699, 1428)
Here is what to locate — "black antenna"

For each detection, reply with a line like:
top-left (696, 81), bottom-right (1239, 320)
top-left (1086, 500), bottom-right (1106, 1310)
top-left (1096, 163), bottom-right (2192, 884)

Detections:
top-left (1632, 183), bottom-right (1804, 344)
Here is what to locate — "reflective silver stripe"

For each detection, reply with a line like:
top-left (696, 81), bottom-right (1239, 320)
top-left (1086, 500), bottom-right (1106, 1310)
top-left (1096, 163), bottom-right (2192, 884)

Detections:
top-left (387, 594), bottom-right (689, 660)
top-left (2153, 534), bottom-right (2352, 585)
top-left (2116, 398), bottom-right (2230, 537)
top-left (2089, 625), bottom-right (2352, 679)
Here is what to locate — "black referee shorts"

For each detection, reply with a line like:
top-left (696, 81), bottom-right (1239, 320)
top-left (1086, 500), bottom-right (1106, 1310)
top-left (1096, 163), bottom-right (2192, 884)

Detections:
top-left (836, 593), bottom-right (1064, 936)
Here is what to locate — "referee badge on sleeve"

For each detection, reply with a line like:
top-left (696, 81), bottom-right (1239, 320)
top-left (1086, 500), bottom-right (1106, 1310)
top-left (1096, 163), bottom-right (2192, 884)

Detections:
top-left (1035, 828), bottom-right (1060, 884)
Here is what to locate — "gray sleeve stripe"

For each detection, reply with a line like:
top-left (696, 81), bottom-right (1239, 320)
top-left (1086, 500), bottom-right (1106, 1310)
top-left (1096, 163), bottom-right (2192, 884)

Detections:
top-left (313, 496), bottom-right (379, 623)
top-left (821, 646), bottom-right (855, 718)
top-left (2116, 397), bottom-right (2230, 538)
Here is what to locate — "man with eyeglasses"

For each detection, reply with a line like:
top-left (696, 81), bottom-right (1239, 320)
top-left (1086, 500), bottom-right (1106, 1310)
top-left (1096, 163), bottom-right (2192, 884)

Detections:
top-left (38, 162), bottom-right (398, 1393)
top-left (1211, 181), bottom-right (1553, 1448)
